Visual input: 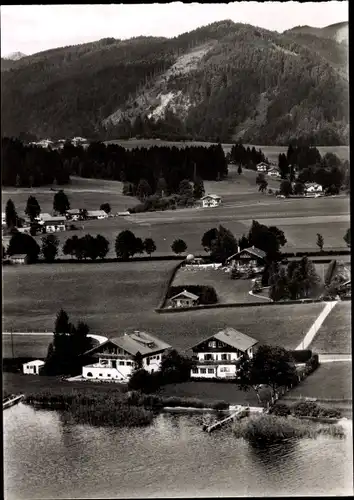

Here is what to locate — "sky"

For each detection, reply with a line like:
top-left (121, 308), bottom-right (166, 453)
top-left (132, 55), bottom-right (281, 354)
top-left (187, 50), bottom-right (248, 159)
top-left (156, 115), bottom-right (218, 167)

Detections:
top-left (1, 2), bottom-right (349, 56)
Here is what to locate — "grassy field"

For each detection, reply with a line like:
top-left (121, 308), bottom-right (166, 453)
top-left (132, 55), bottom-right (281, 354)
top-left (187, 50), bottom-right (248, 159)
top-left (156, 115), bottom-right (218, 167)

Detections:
top-left (157, 381), bottom-right (272, 406)
top-left (172, 267), bottom-right (261, 304)
top-left (2, 256), bottom-right (324, 355)
top-left (282, 362), bottom-right (352, 402)
top-left (310, 302), bottom-right (351, 354)
top-left (2, 172), bottom-right (349, 256)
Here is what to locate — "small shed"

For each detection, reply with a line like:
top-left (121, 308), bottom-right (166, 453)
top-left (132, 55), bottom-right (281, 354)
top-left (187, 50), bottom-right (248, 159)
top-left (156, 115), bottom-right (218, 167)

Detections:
top-left (87, 210), bottom-right (109, 219)
top-left (170, 289), bottom-right (199, 308)
top-left (201, 194), bottom-right (222, 208)
top-left (23, 360), bottom-right (45, 375)
top-left (9, 254), bottom-right (28, 265)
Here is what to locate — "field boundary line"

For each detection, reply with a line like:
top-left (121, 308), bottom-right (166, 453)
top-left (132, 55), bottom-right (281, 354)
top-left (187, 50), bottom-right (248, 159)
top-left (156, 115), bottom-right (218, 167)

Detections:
top-left (295, 301), bottom-right (338, 351)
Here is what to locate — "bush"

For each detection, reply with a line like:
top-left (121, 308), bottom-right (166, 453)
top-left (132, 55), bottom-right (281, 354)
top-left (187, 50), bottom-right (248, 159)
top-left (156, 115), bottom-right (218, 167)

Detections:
top-left (211, 400), bottom-right (229, 411)
top-left (292, 401), bottom-right (321, 417)
top-left (128, 369), bottom-right (162, 393)
top-left (288, 349), bottom-right (313, 363)
top-left (270, 403), bottom-right (291, 417)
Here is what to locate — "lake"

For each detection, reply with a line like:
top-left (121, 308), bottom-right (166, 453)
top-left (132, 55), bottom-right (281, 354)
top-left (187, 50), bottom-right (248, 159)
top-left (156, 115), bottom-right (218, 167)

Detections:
top-left (3, 404), bottom-right (353, 499)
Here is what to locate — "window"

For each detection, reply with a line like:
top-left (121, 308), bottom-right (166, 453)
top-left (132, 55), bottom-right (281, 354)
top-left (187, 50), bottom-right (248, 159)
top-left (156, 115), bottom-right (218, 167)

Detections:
top-left (207, 368), bottom-right (214, 374)
top-left (119, 361), bottom-right (125, 366)
top-left (224, 367), bottom-right (230, 373)
top-left (126, 361), bottom-right (132, 366)
top-left (221, 354), bottom-right (227, 361)
top-left (86, 372), bottom-right (93, 377)
top-left (107, 374), bottom-right (111, 377)
top-left (200, 368), bottom-right (207, 374)
top-left (192, 368), bottom-right (198, 374)
top-left (208, 341), bottom-right (216, 348)
top-left (99, 373), bottom-right (103, 377)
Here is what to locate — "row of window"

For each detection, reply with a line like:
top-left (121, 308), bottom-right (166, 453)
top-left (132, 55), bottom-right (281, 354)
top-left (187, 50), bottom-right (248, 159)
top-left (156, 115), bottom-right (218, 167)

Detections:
top-left (192, 368), bottom-right (215, 374)
top-left (204, 353), bottom-right (232, 361)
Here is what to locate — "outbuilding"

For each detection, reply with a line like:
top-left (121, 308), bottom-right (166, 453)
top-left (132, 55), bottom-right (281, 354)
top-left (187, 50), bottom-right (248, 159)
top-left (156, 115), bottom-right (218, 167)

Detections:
top-left (23, 359), bottom-right (45, 375)
top-left (201, 194), bottom-right (222, 208)
top-left (87, 210), bottom-right (109, 220)
top-left (9, 254), bottom-right (28, 265)
top-left (169, 289), bottom-right (199, 308)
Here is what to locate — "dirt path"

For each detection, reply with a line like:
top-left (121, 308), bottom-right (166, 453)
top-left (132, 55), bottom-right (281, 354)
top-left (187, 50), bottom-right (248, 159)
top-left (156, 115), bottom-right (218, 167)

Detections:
top-left (295, 301), bottom-right (338, 350)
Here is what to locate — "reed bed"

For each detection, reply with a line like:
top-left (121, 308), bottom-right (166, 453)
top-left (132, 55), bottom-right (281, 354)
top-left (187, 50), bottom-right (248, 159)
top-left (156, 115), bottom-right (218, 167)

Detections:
top-left (232, 415), bottom-right (345, 442)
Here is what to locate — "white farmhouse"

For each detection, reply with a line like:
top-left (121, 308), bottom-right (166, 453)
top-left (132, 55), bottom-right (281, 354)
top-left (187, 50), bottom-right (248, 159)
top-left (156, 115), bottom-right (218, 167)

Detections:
top-left (87, 210), bottom-right (109, 220)
top-left (267, 168), bottom-right (281, 177)
top-left (201, 194), bottom-right (222, 208)
top-left (256, 162), bottom-right (269, 172)
top-left (23, 359), bottom-right (45, 375)
top-left (82, 331), bottom-right (171, 382)
top-left (304, 183), bottom-right (323, 194)
top-left (190, 328), bottom-right (258, 380)
top-left (39, 213), bottom-right (66, 233)
top-left (170, 289), bottom-right (199, 308)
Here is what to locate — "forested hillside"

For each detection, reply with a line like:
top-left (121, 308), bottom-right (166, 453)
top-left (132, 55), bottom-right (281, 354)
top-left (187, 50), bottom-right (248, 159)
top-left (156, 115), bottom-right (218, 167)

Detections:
top-left (1, 20), bottom-right (349, 145)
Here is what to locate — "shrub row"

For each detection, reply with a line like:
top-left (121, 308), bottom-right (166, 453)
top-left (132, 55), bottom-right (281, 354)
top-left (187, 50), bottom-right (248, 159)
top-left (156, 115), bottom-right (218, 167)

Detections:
top-left (270, 401), bottom-right (342, 419)
top-left (281, 250), bottom-right (350, 258)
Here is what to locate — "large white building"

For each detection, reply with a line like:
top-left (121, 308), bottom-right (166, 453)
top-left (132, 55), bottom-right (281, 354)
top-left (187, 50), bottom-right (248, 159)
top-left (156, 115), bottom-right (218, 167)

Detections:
top-left (82, 331), bottom-right (171, 382)
top-left (190, 328), bottom-right (258, 380)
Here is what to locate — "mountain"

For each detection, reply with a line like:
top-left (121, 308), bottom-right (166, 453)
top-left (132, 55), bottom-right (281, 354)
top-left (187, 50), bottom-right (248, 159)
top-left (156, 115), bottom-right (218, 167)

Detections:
top-left (1, 20), bottom-right (349, 145)
top-left (285, 21), bottom-right (348, 45)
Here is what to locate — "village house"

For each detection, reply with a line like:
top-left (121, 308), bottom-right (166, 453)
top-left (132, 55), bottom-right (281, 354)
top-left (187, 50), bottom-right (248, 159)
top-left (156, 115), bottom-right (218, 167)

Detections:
top-left (169, 289), bottom-right (199, 308)
top-left (9, 254), bottom-right (28, 265)
top-left (82, 331), bottom-right (171, 382)
top-left (65, 209), bottom-right (81, 221)
top-left (39, 213), bottom-right (66, 233)
top-left (304, 183), bottom-right (323, 194)
top-left (256, 162), bottom-right (269, 172)
top-left (190, 328), bottom-right (259, 380)
top-left (201, 194), bottom-right (222, 208)
top-left (226, 246), bottom-right (266, 273)
top-left (267, 168), bottom-right (281, 178)
top-left (87, 210), bottom-right (109, 220)
top-left (2, 213), bottom-right (6, 226)
top-left (23, 359), bottom-right (45, 375)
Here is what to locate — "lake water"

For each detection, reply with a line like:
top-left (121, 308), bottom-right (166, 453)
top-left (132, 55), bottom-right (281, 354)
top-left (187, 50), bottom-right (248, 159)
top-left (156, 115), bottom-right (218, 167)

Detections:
top-left (3, 404), bottom-right (353, 499)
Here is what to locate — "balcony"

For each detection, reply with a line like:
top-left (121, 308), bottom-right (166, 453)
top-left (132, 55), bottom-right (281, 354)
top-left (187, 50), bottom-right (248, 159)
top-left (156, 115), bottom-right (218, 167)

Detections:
top-left (193, 358), bottom-right (242, 366)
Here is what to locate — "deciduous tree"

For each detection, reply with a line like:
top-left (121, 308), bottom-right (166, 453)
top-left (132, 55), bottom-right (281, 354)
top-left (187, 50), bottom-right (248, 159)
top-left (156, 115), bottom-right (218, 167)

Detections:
top-left (41, 234), bottom-right (59, 262)
top-left (171, 238), bottom-right (187, 255)
top-left (316, 233), bottom-right (324, 252)
top-left (279, 179), bottom-right (293, 197)
top-left (143, 238), bottom-right (156, 257)
top-left (100, 203), bottom-right (111, 214)
top-left (115, 230), bottom-right (139, 259)
top-left (53, 190), bottom-right (70, 215)
top-left (7, 232), bottom-right (40, 263)
top-left (201, 228), bottom-right (218, 252)
top-left (25, 195), bottom-right (41, 222)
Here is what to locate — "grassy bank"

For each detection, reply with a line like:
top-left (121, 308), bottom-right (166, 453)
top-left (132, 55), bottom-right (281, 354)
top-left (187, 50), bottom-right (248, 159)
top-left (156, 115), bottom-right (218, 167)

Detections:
top-left (232, 414), bottom-right (345, 442)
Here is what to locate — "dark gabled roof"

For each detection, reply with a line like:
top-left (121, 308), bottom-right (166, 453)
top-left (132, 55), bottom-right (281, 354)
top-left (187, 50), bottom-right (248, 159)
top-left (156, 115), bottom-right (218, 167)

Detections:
top-left (170, 289), bottom-right (199, 301)
top-left (10, 253), bottom-right (27, 259)
top-left (84, 331), bottom-right (171, 357)
top-left (190, 327), bottom-right (258, 352)
top-left (226, 246), bottom-right (266, 262)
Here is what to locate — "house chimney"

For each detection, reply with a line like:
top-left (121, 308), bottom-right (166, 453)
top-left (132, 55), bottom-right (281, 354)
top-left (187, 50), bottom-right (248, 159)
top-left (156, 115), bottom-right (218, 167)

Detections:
top-left (252, 245), bottom-right (255, 249)
top-left (237, 245), bottom-right (240, 253)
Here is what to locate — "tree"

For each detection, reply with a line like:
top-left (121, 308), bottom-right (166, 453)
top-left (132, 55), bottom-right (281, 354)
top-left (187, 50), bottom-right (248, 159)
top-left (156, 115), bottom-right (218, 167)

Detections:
top-left (143, 238), bottom-right (156, 257)
top-left (7, 232), bottom-right (40, 263)
top-left (5, 199), bottom-right (18, 228)
top-left (316, 233), bottom-right (324, 252)
top-left (128, 368), bottom-right (160, 393)
top-left (238, 234), bottom-right (249, 250)
top-left (193, 177), bottom-right (205, 199)
top-left (53, 190), bottom-right (70, 215)
top-left (82, 234), bottom-right (99, 260)
top-left (256, 173), bottom-right (268, 193)
top-left (156, 177), bottom-right (168, 197)
top-left (178, 179), bottom-right (193, 199)
top-left (100, 203), bottom-right (111, 214)
top-left (135, 237), bottom-right (145, 255)
top-left (236, 345), bottom-right (296, 401)
top-left (96, 234), bottom-right (109, 259)
top-left (269, 267), bottom-right (289, 301)
top-left (343, 228), bottom-right (350, 247)
top-left (54, 308), bottom-right (71, 334)
top-left (292, 257), bottom-right (320, 298)
top-left (171, 239), bottom-right (187, 255)
top-left (237, 164), bottom-right (242, 175)
top-left (293, 182), bottom-right (305, 195)
top-left (201, 228), bottom-right (218, 252)
top-left (279, 180), bottom-right (293, 197)
top-left (25, 195), bottom-right (41, 222)
top-left (115, 230), bottom-right (139, 259)
top-left (41, 234), bottom-right (59, 262)
top-left (210, 225), bottom-right (238, 262)
top-left (248, 220), bottom-right (286, 259)
top-left (278, 153), bottom-right (289, 179)
top-left (136, 179), bottom-right (152, 201)
top-left (134, 352), bottom-right (144, 370)
top-left (160, 349), bottom-right (195, 383)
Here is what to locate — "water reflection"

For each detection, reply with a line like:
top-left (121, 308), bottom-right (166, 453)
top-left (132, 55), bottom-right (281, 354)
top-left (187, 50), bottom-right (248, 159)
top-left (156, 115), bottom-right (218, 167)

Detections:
top-left (3, 404), bottom-right (353, 499)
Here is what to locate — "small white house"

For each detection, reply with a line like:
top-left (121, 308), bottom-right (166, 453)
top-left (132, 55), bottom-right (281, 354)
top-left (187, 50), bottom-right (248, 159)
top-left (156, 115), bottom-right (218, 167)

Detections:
top-left (82, 331), bottom-right (171, 382)
top-left (257, 162), bottom-right (269, 172)
top-left (190, 328), bottom-right (258, 380)
top-left (201, 194), bottom-right (222, 208)
top-left (304, 183), bottom-right (323, 194)
top-left (23, 359), bottom-right (45, 375)
top-left (87, 210), bottom-right (109, 220)
top-left (66, 209), bottom-right (81, 221)
top-left (170, 290), bottom-right (199, 308)
top-left (9, 253), bottom-right (28, 265)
